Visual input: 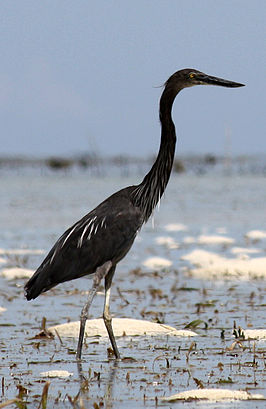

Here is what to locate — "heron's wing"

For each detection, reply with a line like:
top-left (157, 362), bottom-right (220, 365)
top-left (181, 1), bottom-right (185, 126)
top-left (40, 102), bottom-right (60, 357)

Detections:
top-left (48, 196), bottom-right (142, 277)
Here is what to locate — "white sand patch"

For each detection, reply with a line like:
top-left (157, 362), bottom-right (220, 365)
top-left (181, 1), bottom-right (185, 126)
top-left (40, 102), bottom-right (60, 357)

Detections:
top-left (231, 247), bottom-right (261, 255)
top-left (142, 257), bottom-right (172, 270)
top-left (0, 267), bottom-right (34, 280)
top-left (0, 257), bottom-right (7, 265)
top-left (40, 370), bottom-right (73, 378)
top-left (155, 236), bottom-right (179, 249)
top-left (183, 235), bottom-right (234, 246)
top-left (0, 248), bottom-right (44, 255)
top-left (0, 307), bottom-right (6, 314)
top-left (182, 249), bottom-right (266, 280)
top-left (197, 235), bottom-right (234, 245)
top-left (183, 236), bottom-right (196, 244)
top-left (161, 388), bottom-right (265, 402)
top-left (164, 223), bottom-right (187, 232)
top-left (48, 318), bottom-right (197, 338)
top-left (243, 329), bottom-right (266, 340)
top-left (245, 230), bottom-right (266, 241)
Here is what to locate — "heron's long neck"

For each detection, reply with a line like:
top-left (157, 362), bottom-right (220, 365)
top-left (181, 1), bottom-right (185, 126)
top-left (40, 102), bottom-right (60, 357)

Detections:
top-left (132, 86), bottom-right (179, 222)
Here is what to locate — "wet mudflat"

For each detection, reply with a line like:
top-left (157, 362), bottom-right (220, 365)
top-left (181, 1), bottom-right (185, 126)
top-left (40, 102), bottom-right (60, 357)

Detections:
top-left (0, 172), bottom-right (266, 408)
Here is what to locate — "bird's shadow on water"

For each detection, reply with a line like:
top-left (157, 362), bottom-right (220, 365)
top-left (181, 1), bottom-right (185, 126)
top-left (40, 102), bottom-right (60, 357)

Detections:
top-left (77, 358), bottom-right (119, 408)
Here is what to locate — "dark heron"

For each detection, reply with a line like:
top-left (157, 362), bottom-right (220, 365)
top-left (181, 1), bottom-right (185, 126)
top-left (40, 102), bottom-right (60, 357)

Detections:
top-left (24, 69), bottom-right (244, 360)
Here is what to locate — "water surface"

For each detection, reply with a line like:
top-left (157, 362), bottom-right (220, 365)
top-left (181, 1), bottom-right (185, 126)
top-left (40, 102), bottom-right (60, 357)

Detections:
top-left (0, 171), bottom-right (265, 407)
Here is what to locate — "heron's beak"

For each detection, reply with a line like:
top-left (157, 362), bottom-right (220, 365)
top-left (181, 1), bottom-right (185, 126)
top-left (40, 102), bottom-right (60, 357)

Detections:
top-left (198, 74), bottom-right (245, 88)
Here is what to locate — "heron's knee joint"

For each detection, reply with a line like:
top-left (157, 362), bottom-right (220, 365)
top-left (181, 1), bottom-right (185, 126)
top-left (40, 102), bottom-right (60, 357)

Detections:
top-left (103, 311), bottom-right (112, 323)
top-left (80, 308), bottom-right (88, 321)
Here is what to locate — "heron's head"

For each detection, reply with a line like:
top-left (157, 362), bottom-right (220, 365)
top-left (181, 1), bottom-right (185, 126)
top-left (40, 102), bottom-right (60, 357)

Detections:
top-left (166, 68), bottom-right (244, 91)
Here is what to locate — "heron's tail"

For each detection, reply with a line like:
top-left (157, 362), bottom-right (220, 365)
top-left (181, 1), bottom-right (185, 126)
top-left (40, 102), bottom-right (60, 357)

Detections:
top-left (24, 266), bottom-right (54, 300)
top-left (25, 273), bottom-right (42, 300)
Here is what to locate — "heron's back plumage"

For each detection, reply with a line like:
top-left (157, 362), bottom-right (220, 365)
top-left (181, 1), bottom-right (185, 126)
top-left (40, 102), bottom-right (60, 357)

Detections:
top-left (24, 187), bottom-right (143, 300)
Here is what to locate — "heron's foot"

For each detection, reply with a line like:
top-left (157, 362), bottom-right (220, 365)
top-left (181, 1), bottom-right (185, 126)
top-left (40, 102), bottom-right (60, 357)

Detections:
top-left (103, 314), bottom-right (121, 360)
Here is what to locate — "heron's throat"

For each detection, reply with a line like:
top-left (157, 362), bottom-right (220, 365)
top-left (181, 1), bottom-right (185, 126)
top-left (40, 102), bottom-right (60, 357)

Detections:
top-left (132, 87), bottom-right (178, 222)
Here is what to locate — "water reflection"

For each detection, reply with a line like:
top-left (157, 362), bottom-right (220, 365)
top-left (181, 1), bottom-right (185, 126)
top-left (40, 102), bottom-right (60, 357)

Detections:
top-left (77, 359), bottom-right (119, 408)
top-left (104, 360), bottom-right (119, 409)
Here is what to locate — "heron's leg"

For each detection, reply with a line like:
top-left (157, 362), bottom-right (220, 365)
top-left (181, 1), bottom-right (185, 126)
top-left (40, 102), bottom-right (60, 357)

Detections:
top-left (77, 260), bottom-right (112, 360)
top-left (103, 265), bottom-right (120, 359)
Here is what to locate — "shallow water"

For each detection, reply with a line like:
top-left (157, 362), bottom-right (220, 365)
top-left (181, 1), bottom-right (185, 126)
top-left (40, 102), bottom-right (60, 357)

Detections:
top-left (0, 171), bottom-right (266, 408)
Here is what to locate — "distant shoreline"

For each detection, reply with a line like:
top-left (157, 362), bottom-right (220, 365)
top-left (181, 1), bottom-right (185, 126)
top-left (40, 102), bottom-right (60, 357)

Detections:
top-left (0, 153), bottom-right (266, 176)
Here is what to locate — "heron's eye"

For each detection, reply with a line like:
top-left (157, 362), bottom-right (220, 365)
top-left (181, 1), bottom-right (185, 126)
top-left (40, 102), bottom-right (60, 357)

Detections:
top-left (189, 72), bottom-right (195, 79)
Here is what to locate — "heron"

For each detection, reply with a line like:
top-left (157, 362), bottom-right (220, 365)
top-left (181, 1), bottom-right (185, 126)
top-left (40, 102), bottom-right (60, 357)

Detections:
top-left (24, 69), bottom-right (244, 360)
